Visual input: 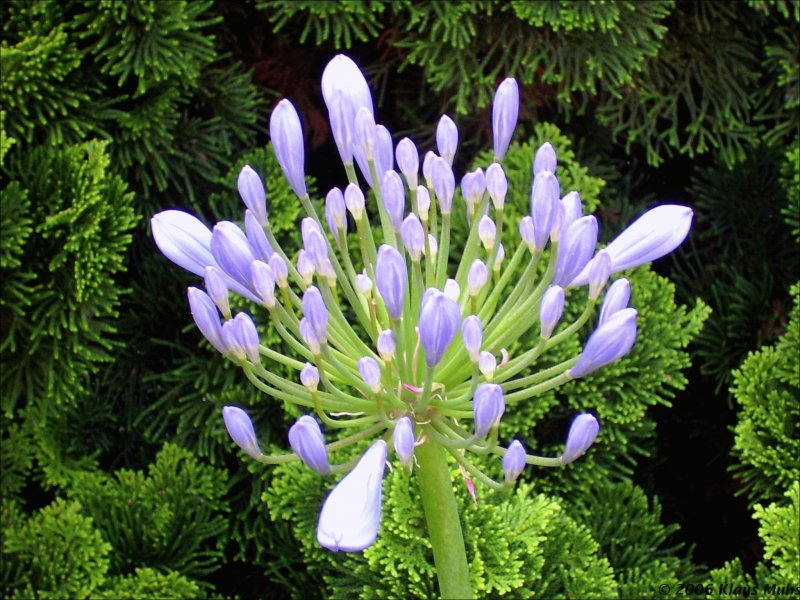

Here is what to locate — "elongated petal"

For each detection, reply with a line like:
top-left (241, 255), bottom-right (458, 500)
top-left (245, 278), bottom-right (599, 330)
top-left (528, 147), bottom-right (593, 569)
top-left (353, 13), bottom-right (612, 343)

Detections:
top-left (553, 216), bottom-right (598, 287)
top-left (222, 406), bottom-right (263, 459)
top-left (492, 78), bottom-right (519, 161)
top-left (393, 418), bottom-right (415, 465)
top-left (381, 170), bottom-right (405, 231)
top-left (270, 99), bottom-right (307, 197)
top-left (289, 415), bottom-right (331, 475)
top-left (187, 287), bottom-right (225, 353)
top-left (317, 440), bottom-right (387, 552)
top-left (461, 315), bottom-right (483, 362)
top-left (485, 163), bottom-right (507, 210)
top-left (375, 245), bottom-right (407, 319)
top-left (533, 142), bottom-right (557, 175)
top-left (245, 210), bottom-right (273, 262)
top-left (238, 165), bottom-right (268, 226)
top-left (502, 440), bottom-right (526, 483)
top-left (302, 286), bottom-right (328, 342)
top-left (401, 213), bottom-right (425, 262)
top-left (473, 383), bottom-right (505, 437)
top-left (152, 210), bottom-right (216, 277)
top-left (418, 289), bottom-right (461, 367)
top-left (561, 413), bottom-right (600, 464)
top-left (325, 188), bottom-right (347, 236)
top-left (569, 308), bottom-right (638, 378)
top-left (395, 137), bottom-right (419, 188)
top-left (321, 55), bottom-right (374, 118)
top-left (210, 221), bottom-right (260, 302)
top-left (436, 115), bottom-right (458, 166)
top-left (432, 157), bottom-right (455, 214)
top-left (539, 285), bottom-right (565, 339)
top-left (358, 356), bottom-right (382, 393)
top-left (530, 171), bottom-right (560, 250)
top-left (598, 278), bottom-right (631, 325)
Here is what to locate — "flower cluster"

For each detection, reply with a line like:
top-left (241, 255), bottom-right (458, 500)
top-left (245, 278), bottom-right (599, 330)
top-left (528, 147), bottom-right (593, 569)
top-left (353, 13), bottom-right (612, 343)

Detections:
top-left (152, 55), bottom-right (692, 554)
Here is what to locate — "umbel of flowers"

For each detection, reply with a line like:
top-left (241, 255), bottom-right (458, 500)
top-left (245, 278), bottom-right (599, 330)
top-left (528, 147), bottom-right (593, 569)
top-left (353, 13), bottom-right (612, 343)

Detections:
top-left (152, 55), bottom-right (692, 597)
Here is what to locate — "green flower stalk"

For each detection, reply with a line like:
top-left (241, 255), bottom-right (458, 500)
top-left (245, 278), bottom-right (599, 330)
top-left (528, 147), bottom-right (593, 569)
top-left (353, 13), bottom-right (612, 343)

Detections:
top-left (151, 54), bottom-right (694, 598)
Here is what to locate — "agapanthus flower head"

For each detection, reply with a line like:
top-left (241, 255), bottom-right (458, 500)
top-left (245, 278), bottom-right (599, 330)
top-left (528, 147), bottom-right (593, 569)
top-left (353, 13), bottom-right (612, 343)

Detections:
top-left (561, 413), bottom-right (600, 464)
top-left (238, 165), bottom-right (268, 226)
top-left (222, 406), bottom-right (263, 459)
top-left (317, 440), bottom-right (386, 552)
top-left (289, 415), bottom-right (332, 475)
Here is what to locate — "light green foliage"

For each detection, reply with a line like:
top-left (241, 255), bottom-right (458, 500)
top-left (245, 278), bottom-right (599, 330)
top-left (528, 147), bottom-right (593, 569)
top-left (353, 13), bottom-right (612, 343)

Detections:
top-left (568, 480), bottom-right (702, 599)
top-left (781, 142), bottom-right (799, 242)
top-left (266, 451), bottom-right (617, 598)
top-left (0, 140), bottom-right (137, 413)
top-left (68, 443), bottom-right (229, 577)
top-left (262, 0), bottom-right (387, 48)
top-left (705, 482), bottom-right (800, 596)
top-left (729, 283), bottom-right (800, 504)
top-left (97, 568), bottom-right (205, 599)
top-left (1, 498), bottom-right (112, 599)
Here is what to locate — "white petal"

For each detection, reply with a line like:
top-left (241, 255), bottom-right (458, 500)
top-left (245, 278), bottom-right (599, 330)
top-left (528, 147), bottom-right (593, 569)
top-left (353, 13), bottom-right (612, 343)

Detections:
top-left (317, 440), bottom-right (387, 552)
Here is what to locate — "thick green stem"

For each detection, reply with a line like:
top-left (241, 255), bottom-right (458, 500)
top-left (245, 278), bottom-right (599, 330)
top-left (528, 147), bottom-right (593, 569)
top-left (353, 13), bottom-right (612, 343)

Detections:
top-left (415, 438), bottom-right (473, 599)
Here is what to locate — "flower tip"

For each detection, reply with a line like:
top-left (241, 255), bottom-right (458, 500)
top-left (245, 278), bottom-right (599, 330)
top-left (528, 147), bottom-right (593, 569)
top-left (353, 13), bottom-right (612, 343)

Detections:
top-left (317, 440), bottom-right (387, 552)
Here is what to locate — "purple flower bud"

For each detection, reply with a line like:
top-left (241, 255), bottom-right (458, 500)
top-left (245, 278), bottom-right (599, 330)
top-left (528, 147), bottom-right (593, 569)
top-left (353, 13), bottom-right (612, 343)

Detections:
top-left (494, 243), bottom-right (505, 271)
top-left (599, 278), bottom-right (631, 325)
top-left (302, 286), bottom-right (328, 342)
top-left (485, 163), bottom-right (507, 210)
top-left (345, 183), bottom-right (366, 221)
top-left (393, 417), bottom-right (415, 466)
top-left (300, 362), bottom-right (319, 389)
top-left (325, 188), bottom-right (347, 236)
top-left (321, 55), bottom-right (374, 119)
top-left (377, 329), bottom-right (395, 361)
top-left (318, 258), bottom-right (336, 285)
top-left (354, 106), bottom-right (377, 161)
top-left (561, 191), bottom-right (582, 232)
top-left (401, 213), bottom-right (425, 262)
top-left (468, 259), bottom-right (488, 296)
top-left (436, 115), bottom-right (458, 166)
top-left (519, 216), bottom-right (536, 251)
top-left (289, 415), bottom-right (331, 475)
top-left (210, 221), bottom-right (260, 302)
top-left (553, 216), bottom-right (598, 287)
top-left (461, 169), bottom-right (486, 212)
top-left (270, 99), bottom-right (307, 197)
top-left (416, 185), bottom-right (431, 220)
top-left (418, 289), bottom-right (461, 367)
top-left (569, 308), bottom-right (638, 379)
top-left (245, 210), bottom-right (273, 262)
top-left (539, 285), bottom-right (565, 339)
top-left (461, 315), bottom-right (483, 362)
top-left (356, 272), bottom-right (372, 295)
top-left (238, 165), bottom-right (268, 226)
top-left (502, 439), bottom-right (526, 483)
top-left (204, 266), bottom-right (230, 317)
top-left (381, 170), bottom-right (405, 231)
top-left (222, 406), bottom-right (263, 459)
top-left (326, 89), bottom-right (356, 164)
top-left (375, 125), bottom-right (394, 176)
top-left (220, 320), bottom-right (244, 359)
top-left (588, 250), bottom-right (612, 300)
top-left (571, 205), bottom-right (694, 286)
top-left (427, 234), bottom-right (438, 259)
top-left (268, 254), bottom-right (288, 288)
top-left (478, 351), bottom-right (496, 379)
top-left (358, 356), bottom-right (382, 393)
top-left (422, 151), bottom-right (436, 187)
top-left (533, 142), bottom-right (557, 175)
top-left (375, 245), bottom-right (407, 319)
top-left (432, 157), bottom-right (455, 214)
top-left (232, 312), bottom-right (261, 363)
top-left (251, 260), bottom-right (276, 308)
top-left (492, 78), bottom-right (519, 161)
top-left (187, 287), bottom-right (226, 353)
top-left (395, 138), bottom-right (419, 188)
top-left (297, 250), bottom-right (315, 285)
top-left (549, 202), bottom-right (566, 243)
top-left (530, 171), bottom-right (561, 250)
top-left (478, 216), bottom-right (497, 250)
top-left (317, 439), bottom-right (386, 552)
top-left (152, 210), bottom-right (216, 277)
top-left (473, 383), bottom-right (505, 437)
top-left (561, 413), bottom-right (599, 464)
top-left (302, 219), bottom-right (329, 268)
top-left (299, 317), bottom-right (322, 355)
top-left (443, 279), bottom-right (460, 301)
